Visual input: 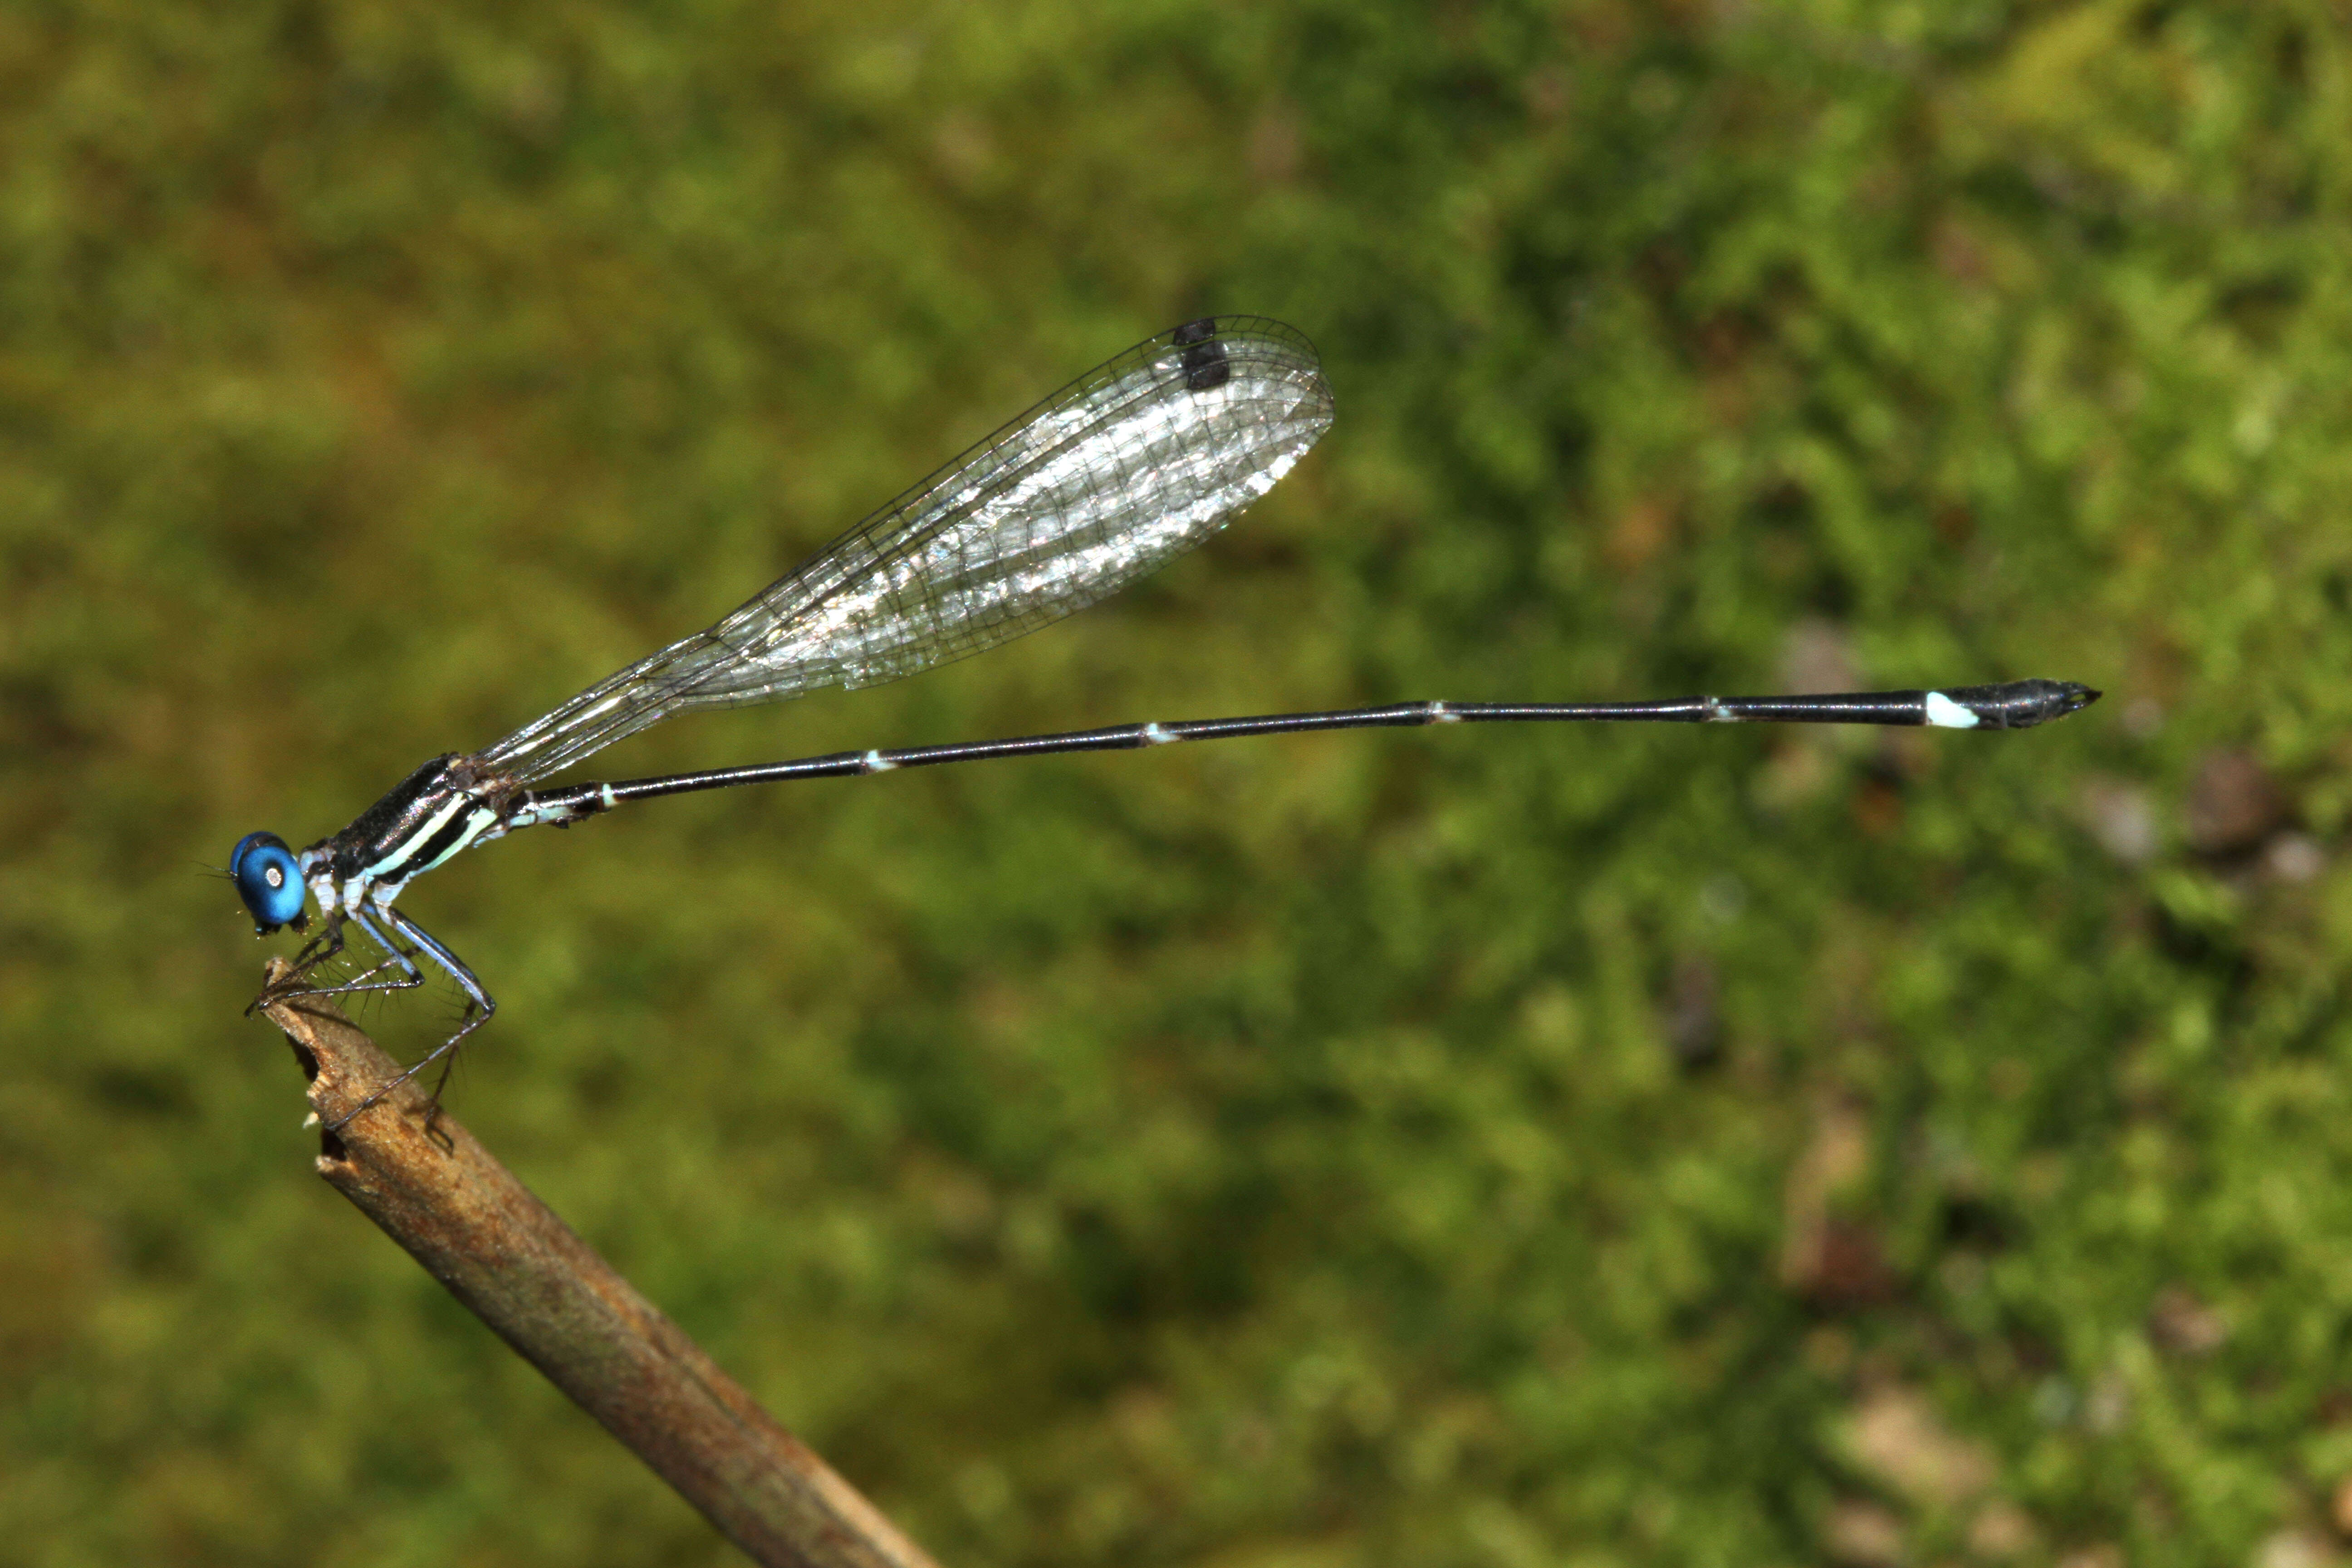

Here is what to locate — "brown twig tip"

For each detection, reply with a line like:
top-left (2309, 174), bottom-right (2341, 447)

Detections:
top-left (255, 959), bottom-right (941, 1568)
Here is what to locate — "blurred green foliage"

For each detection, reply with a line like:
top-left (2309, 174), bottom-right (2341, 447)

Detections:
top-left (5, 1), bottom-right (2352, 1563)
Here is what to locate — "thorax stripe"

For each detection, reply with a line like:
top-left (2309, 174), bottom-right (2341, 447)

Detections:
top-left (366, 801), bottom-right (500, 885)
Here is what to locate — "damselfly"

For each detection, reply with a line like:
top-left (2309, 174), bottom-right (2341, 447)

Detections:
top-left (232, 317), bottom-right (2098, 1127)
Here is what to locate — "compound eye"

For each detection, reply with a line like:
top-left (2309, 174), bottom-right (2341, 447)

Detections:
top-left (230, 831), bottom-right (307, 933)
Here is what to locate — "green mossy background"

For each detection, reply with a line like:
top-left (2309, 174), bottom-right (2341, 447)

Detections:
top-left (5, 1), bottom-right (2350, 1563)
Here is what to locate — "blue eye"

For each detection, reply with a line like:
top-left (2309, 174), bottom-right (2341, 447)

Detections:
top-left (230, 831), bottom-right (308, 933)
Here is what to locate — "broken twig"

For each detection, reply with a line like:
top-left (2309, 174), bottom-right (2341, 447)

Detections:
top-left (258, 958), bottom-right (940, 1568)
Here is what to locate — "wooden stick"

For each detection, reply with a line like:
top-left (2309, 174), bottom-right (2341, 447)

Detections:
top-left (257, 959), bottom-right (941, 1568)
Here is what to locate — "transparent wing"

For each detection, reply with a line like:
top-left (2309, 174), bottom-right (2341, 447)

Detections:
top-left (478, 317), bottom-right (1333, 785)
